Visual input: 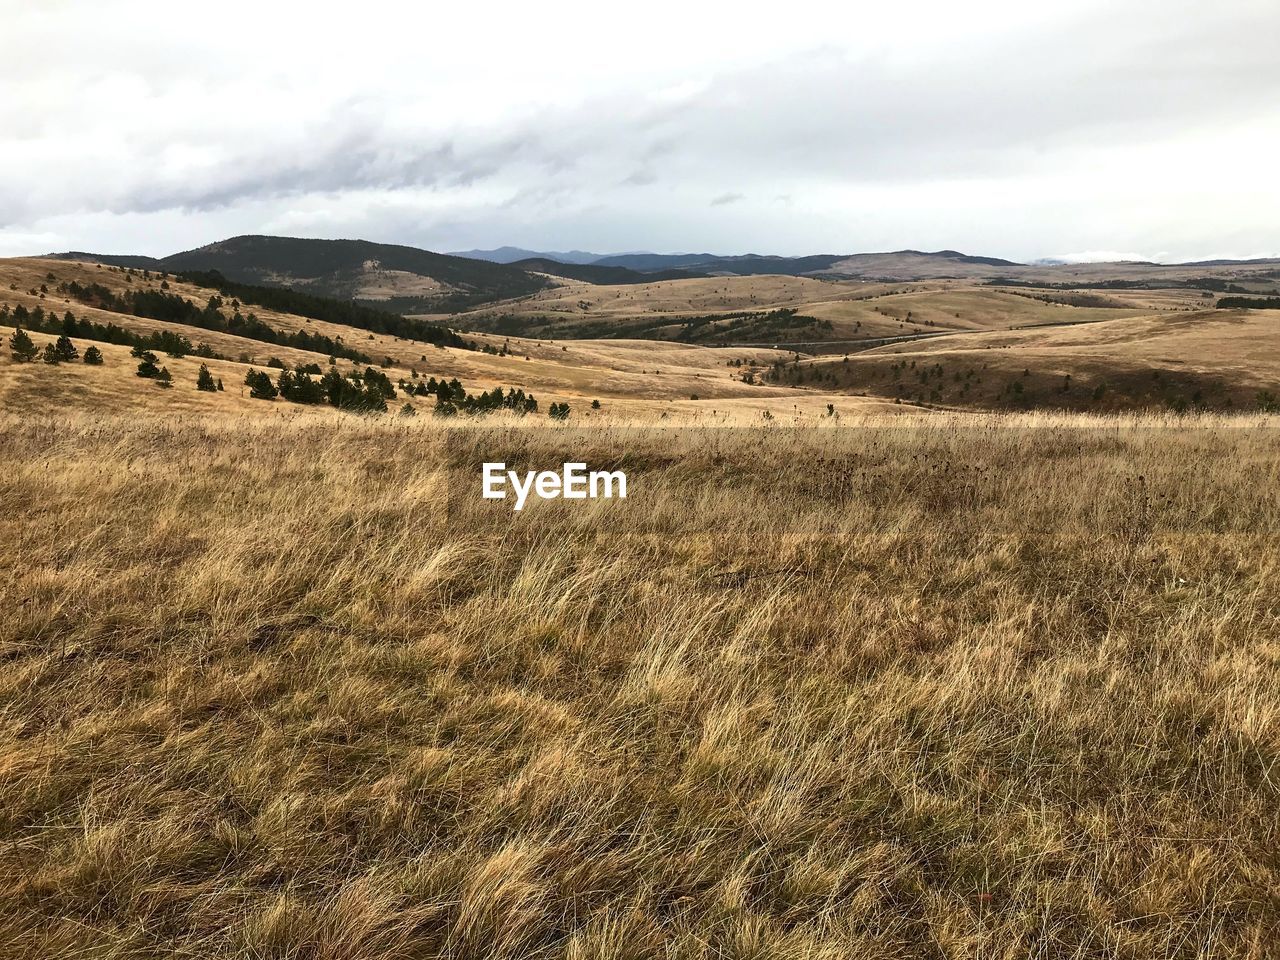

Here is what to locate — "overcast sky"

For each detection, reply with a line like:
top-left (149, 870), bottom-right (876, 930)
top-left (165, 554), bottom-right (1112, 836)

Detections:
top-left (2, 0), bottom-right (1277, 262)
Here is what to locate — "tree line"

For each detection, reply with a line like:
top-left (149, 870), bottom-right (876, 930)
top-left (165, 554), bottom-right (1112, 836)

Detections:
top-left (56, 280), bottom-right (372, 363)
top-left (2, 303), bottom-right (213, 360)
top-left (8, 327), bottom-right (102, 366)
top-left (177, 270), bottom-right (476, 350)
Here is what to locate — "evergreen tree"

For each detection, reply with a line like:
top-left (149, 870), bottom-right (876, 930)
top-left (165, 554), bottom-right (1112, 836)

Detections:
top-left (42, 343), bottom-right (61, 364)
top-left (53, 335), bottom-right (79, 362)
top-left (82, 345), bottom-right (104, 365)
top-left (136, 351), bottom-right (160, 378)
top-left (245, 368), bottom-right (278, 400)
top-left (156, 366), bottom-right (173, 388)
top-left (8, 326), bottom-right (37, 362)
top-left (196, 363), bottom-right (217, 392)
top-left (399, 402), bottom-right (417, 417)
top-left (216, 378), bottom-right (224, 391)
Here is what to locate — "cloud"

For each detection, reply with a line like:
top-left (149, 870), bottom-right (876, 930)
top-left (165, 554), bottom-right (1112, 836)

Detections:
top-left (1, 0), bottom-right (1278, 260)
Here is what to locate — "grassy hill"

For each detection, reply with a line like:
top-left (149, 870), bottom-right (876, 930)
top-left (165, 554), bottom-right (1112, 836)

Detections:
top-left (50, 236), bottom-right (552, 313)
top-left (1, 257), bottom-right (852, 421)
top-left (781, 308), bottom-right (1280, 412)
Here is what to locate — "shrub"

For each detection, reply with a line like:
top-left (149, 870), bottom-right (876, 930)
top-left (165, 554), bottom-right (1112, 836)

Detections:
top-left (82, 345), bottom-right (104, 365)
top-left (155, 366), bottom-right (173, 388)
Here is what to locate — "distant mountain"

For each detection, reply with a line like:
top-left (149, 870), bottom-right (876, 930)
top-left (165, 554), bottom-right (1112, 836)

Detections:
top-left (590, 253), bottom-right (720, 271)
top-left (823, 249), bottom-right (1025, 279)
top-left (50, 236), bottom-right (551, 312)
top-left (450, 246), bottom-right (604, 265)
top-left (511, 258), bottom-right (709, 285)
top-left (586, 250), bottom-right (1020, 278)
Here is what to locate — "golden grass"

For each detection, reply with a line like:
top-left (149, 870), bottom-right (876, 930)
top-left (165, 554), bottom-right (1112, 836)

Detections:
top-left (2, 410), bottom-right (1279, 958)
top-left (796, 309), bottom-right (1280, 412)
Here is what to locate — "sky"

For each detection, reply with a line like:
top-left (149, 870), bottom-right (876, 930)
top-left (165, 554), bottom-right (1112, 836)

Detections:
top-left (1, 0), bottom-right (1278, 263)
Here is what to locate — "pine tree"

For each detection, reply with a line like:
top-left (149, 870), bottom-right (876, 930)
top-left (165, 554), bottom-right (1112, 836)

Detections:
top-left (216, 378), bottom-right (224, 391)
top-left (196, 363), bottom-right (217, 392)
top-left (136, 351), bottom-right (160, 378)
top-left (245, 369), bottom-right (278, 400)
top-left (82, 345), bottom-right (104, 365)
top-left (53, 335), bottom-right (78, 362)
top-left (8, 326), bottom-right (38, 362)
top-left (42, 343), bottom-right (61, 364)
top-left (156, 366), bottom-right (173, 388)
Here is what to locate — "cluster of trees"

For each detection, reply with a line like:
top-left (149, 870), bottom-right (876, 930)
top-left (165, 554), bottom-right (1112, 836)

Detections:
top-left (57, 280), bottom-right (371, 363)
top-left (549, 402), bottom-right (571, 420)
top-left (1217, 296), bottom-right (1280, 310)
top-left (177, 270), bottom-right (475, 350)
top-left (243, 364), bottom-right (395, 412)
top-left (432, 381), bottom-right (540, 417)
top-left (8, 327), bottom-right (104, 365)
top-left (131, 345), bottom-right (174, 386)
top-left (2, 303), bottom-right (211, 360)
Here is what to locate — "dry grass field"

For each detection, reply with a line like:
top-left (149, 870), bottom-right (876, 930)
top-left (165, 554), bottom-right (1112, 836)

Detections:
top-left (788, 309), bottom-right (1280, 412)
top-left (2, 411), bottom-right (1280, 958)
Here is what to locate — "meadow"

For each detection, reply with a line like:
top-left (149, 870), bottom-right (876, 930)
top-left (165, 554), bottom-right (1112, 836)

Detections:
top-left (2, 410), bottom-right (1279, 958)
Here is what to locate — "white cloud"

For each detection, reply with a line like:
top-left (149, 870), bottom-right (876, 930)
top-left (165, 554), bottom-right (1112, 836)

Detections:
top-left (1, 0), bottom-right (1278, 261)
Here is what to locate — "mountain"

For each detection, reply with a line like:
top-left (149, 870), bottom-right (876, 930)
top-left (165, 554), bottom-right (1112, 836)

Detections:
top-left (510, 258), bottom-right (709, 285)
top-left (450, 246), bottom-right (603, 265)
top-left (586, 250), bottom-right (1020, 278)
top-left (590, 253), bottom-right (721, 271)
top-left (50, 236), bottom-right (551, 313)
top-left (823, 249), bottom-right (1025, 279)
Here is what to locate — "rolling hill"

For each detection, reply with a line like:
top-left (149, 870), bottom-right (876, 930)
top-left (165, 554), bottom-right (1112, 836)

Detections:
top-left (49, 236), bottom-right (552, 313)
top-left (448, 246), bottom-right (604, 264)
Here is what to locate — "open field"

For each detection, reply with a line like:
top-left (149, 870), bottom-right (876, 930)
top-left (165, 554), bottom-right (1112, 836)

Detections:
top-left (784, 309), bottom-right (1280, 412)
top-left (2, 411), bottom-right (1279, 958)
top-left (432, 275), bottom-right (1219, 350)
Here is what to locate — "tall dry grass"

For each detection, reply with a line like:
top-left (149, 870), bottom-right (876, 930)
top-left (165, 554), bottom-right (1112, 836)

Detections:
top-left (1, 410), bottom-right (1279, 958)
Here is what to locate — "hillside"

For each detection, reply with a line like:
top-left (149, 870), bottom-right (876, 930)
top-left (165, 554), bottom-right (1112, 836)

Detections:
top-left (510, 258), bottom-right (708, 285)
top-left (449, 246), bottom-right (604, 265)
top-left (781, 307), bottom-right (1280, 412)
top-left (50, 236), bottom-right (552, 313)
top-left (0, 257), bottom-right (866, 422)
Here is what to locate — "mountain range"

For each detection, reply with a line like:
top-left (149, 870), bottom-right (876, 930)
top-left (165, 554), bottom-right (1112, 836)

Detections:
top-left (45, 236), bottom-right (1280, 315)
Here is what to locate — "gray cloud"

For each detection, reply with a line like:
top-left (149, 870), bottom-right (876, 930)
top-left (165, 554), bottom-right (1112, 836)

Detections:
top-left (1, 0), bottom-right (1277, 260)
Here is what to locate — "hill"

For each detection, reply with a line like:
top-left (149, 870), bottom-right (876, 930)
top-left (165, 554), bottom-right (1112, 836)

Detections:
top-left (781, 307), bottom-right (1280, 412)
top-left (49, 236), bottom-right (552, 313)
top-left (449, 246), bottom-right (603, 264)
top-left (1, 256), bottom-right (858, 422)
top-left (510, 257), bottom-right (708, 285)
